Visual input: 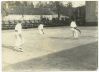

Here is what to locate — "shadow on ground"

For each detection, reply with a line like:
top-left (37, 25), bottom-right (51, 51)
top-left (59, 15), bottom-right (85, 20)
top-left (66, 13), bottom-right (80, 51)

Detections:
top-left (48, 36), bottom-right (97, 40)
top-left (49, 37), bottom-right (72, 40)
top-left (5, 41), bottom-right (98, 71)
top-left (2, 44), bottom-right (14, 49)
top-left (2, 44), bottom-right (22, 52)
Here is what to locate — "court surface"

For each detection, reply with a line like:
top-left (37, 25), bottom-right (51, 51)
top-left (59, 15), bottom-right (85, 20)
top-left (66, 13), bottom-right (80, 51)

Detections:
top-left (2, 26), bottom-right (98, 72)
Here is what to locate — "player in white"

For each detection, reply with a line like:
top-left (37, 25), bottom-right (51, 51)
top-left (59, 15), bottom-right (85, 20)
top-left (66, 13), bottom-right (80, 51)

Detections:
top-left (70, 20), bottom-right (81, 38)
top-left (14, 21), bottom-right (23, 52)
top-left (38, 24), bottom-right (44, 34)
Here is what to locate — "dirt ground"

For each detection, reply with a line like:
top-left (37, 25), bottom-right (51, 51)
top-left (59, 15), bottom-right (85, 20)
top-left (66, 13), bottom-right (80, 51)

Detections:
top-left (2, 26), bottom-right (98, 72)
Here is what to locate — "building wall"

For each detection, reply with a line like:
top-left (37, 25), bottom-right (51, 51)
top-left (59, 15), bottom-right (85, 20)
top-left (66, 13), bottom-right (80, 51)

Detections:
top-left (86, 1), bottom-right (98, 25)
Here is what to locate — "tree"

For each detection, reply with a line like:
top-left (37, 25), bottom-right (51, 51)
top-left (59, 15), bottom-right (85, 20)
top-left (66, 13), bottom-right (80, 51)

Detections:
top-left (36, 1), bottom-right (44, 8)
top-left (52, 1), bottom-right (64, 20)
top-left (15, 1), bottom-right (21, 6)
top-left (55, 1), bottom-right (61, 20)
top-left (24, 1), bottom-right (28, 6)
top-left (1, 1), bottom-right (9, 17)
top-left (66, 2), bottom-right (72, 8)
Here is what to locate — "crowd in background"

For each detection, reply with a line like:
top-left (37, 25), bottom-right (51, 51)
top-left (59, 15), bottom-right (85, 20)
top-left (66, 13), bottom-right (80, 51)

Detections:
top-left (2, 17), bottom-right (72, 30)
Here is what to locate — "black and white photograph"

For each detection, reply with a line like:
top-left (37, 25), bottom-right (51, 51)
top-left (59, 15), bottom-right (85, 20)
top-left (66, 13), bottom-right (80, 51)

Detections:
top-left (1, 0), bottom-right (98, 72)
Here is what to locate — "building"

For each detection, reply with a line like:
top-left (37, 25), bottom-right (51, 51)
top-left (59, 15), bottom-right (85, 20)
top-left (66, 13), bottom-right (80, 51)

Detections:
top-left (2, 1), bottom-right (98, 30)
top-left (86, 1), bottom-right (98, 26)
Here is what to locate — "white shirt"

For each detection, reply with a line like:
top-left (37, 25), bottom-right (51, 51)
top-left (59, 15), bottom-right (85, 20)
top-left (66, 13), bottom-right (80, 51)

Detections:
top-left (38, 24), bottom-right (44, 30)
top-left (15, 23), bottom-right (22, 33)
top-left (70, 21), bottom-right (77, 28)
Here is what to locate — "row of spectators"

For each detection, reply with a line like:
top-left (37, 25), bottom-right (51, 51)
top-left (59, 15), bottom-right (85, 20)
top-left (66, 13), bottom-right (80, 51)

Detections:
top-left (2, 19), bottom-right (70, 30)
top-left (2, 17), bottom-right (71, 24)
top-left (2, 18), bottom-right (70, 29)
top-left (2, 17), bottom-right (85, 30)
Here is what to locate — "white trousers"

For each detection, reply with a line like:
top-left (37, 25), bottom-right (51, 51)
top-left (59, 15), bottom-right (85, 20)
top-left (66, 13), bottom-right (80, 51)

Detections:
top-left (74, 29), bottom-right (79, 38)
top-left (15, 32), bottom-right (23, 48)
top-left (71, 28), bottom-right (79, 38)
top-left (38, 29), bottom-right (44, 34)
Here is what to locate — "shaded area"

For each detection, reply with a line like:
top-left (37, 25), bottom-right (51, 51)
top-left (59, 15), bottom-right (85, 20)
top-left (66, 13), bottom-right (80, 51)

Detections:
top-left (48, 35), bottom-right (97, 40)
top-left (49, 37), bottom-right (72, 40)
top-left (2, 44), bottom-right (14, 49)
top-left (7, 41), bottom-right (98, 71)
top-left (2, 44), bottom-right (22, 52)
